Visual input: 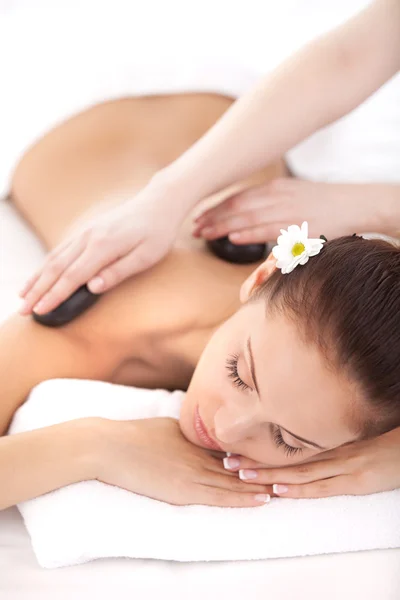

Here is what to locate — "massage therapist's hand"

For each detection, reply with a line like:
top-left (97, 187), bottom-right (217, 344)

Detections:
top-left (193, 179), bottom-right (398, 244)
top-left (223, 426), bottom-right (400, 498)
top-left (97, 417), bottom-right (272, 507)
top-left (19, 174), bottom-right (186, 316)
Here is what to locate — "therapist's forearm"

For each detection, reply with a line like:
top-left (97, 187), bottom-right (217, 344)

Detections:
top-left (159, 0), bottom-right (400, 209)
top-left (0, 418), bottom-right (102, 510)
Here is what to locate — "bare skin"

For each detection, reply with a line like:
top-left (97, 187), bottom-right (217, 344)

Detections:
top-left (2, 94), bottom-right (400, 510)
top-left (3, 93), bottom-right (285, 435)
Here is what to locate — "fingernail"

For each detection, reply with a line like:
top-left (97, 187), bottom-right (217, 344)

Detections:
top-left (33, 300), bottom-right (46, 314)
top-left (88, 277), bottom-right (105, 293)
top-left (223, 457), bottom-right (240, 469)
top-left (239, 469), bottom-right (258, 480)
top-left (229, 232), bottom-right (241, 241)
top-left (202, 227), bottom-right (213, 237)
top-left (254, 494), bottom-right (270, 503)
top-left (273, 484), bottom-right (289, 495)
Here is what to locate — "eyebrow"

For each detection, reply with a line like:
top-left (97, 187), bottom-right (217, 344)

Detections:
top-left (246, 336), bottom-right (328, 451)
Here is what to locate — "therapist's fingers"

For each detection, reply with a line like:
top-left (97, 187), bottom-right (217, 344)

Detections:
top-left (19, 238), bottom-right (74, 299)
top-left (87, 243), bottom-right (153, 293)
top-left (195, 188), bottom-right (267, 226)
top-left (196, 211), bottom-right (270, 241)
top-left (20, 241), bottom-right (85, 315)
top-left (228, 225), bottom-right (280, 244)
top-left (31, 236), bottom-right (139, 315)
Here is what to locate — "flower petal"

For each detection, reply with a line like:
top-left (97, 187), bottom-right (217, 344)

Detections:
top-left (299, 254), bottom-right (310, 265)
top-left (287, 225), bottom-right (301, 236)
top-left (301, 221), bottom-right (309, 237)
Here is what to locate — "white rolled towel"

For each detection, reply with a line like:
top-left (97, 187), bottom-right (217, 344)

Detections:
top-left (8, 378), bottom-right (400, 569)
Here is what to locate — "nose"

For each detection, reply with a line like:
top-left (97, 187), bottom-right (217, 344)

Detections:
top-left (213, 400), bottom-right (262, 444)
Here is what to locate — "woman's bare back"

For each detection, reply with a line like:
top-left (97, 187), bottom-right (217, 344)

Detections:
top-left (10, 93), bottom-right (285, 391)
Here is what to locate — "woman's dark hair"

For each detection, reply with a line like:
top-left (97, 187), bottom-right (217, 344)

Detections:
top-left (255, 235), bottom-right (400, 438)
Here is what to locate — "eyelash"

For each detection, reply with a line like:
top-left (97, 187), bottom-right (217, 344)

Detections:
top-left (272, 427), bottom-right (303, 458)
top-left (225, 353), bottom-right (303, 458)
top-left (225, 353), bottom-right (251, 391)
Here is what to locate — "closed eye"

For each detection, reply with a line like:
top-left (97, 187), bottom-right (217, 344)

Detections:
top-left (225, 353), bottom-right (252, 391)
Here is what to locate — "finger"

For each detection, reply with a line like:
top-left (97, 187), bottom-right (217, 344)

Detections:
top-left (87, 243), bottom-right (156, 293)
top-left (229, 225), bottom-right (280, 245)
top-left (19, 272), bottom-right (41, 298)
top-left (195, 188), bottom-right (267, 227)
top-left (272, 475), bottom-right (354, 499)
top-left (205, 462), bottom-right (273, 493)
top-left (198, 486), bottom-right (271, 508)
top-left (20, 241), bottom-right (85, 314)
top-left (198, 212), bottom-right (266, 241)
top-left (225, 458), bottom-right (343, 485)
top-left (222, 446), bottom-right (343, 472)
top-left (194, 197), bottom-right (242, 227)
top-left (19, 239), bottom-right (74, 300)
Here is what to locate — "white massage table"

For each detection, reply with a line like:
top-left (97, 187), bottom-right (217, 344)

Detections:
top-left (1, 2), bottom-right (399, 598)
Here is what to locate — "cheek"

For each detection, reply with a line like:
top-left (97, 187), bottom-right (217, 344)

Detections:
top-left (179, 344), bottom-right (225, 439)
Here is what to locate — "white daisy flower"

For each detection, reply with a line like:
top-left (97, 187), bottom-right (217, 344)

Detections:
top-left (272, 221), bottom-right (326, 274)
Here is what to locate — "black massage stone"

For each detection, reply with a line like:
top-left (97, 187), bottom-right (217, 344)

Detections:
top-left (32, 285), bottom-right (100, 327)
top-left (207, 236), bottom-right (267, 264)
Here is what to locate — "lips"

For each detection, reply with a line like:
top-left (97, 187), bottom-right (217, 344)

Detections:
top-left (193, 405), bottom-right (224, 451)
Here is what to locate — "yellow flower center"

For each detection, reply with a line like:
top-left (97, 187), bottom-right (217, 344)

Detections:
top-left (291, 242), bottom-right (305, 257)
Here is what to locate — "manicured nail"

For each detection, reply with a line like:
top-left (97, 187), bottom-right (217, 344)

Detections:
top-left (273, 484), bottom-right (289, 495)
top-left (223, 457), bottom-right (240, 469)
top-left (33, 300), bottom-right (46, 314)
top-left (88, 277), bottom-right (105, 293)
top-left (254, 494), bottom-right (270, 503)
top-left (239, 469), bottom-right (258, 480)
top-left (202, 227), bottom-right (213, 237)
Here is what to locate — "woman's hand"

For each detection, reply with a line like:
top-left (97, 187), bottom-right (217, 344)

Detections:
top-left (98, 417), bottom-right (272, 507)
top-left (223, 426), bottom-right (400, 498)
top-left (19, 174), bottom-right (187, 316)
top-left (193, 178), bottom-right (397, 243)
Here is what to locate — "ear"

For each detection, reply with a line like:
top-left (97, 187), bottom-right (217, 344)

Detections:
top-left (240, 253), bottom-right (277, 303)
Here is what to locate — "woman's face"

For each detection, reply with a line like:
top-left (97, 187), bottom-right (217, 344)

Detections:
top-left (179, 298), bottom-right (363, 466)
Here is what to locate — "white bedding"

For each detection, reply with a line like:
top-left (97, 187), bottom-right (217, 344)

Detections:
top-left (1, 0), bottom-right (400, 597)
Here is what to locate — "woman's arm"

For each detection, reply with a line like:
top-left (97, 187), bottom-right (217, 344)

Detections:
top-left (0, 314), bottom-right (108, 434)
top-left (0, 418), bottom-right (104, 510)
top-left (161, 0), bottom-right (400, 204)
top-left (0, 312), bottom-right (112, 509)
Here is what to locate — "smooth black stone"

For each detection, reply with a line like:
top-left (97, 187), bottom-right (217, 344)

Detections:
top-left (32, 285), bottom-right (100, 327)
top-left (207, 236), bottom-right (267, 264)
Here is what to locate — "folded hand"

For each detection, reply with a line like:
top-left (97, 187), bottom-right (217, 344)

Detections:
top-left (223, 426), bottom-right (400, 498)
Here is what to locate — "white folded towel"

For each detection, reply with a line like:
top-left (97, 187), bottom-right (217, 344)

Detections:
top-left (8, 378), bottom-right (400, 569)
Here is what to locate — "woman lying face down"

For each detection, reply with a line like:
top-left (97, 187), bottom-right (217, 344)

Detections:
top-left (180, 233), bottom-right (400, 467)
top-left (1, 227), bottom-right (400, 509)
